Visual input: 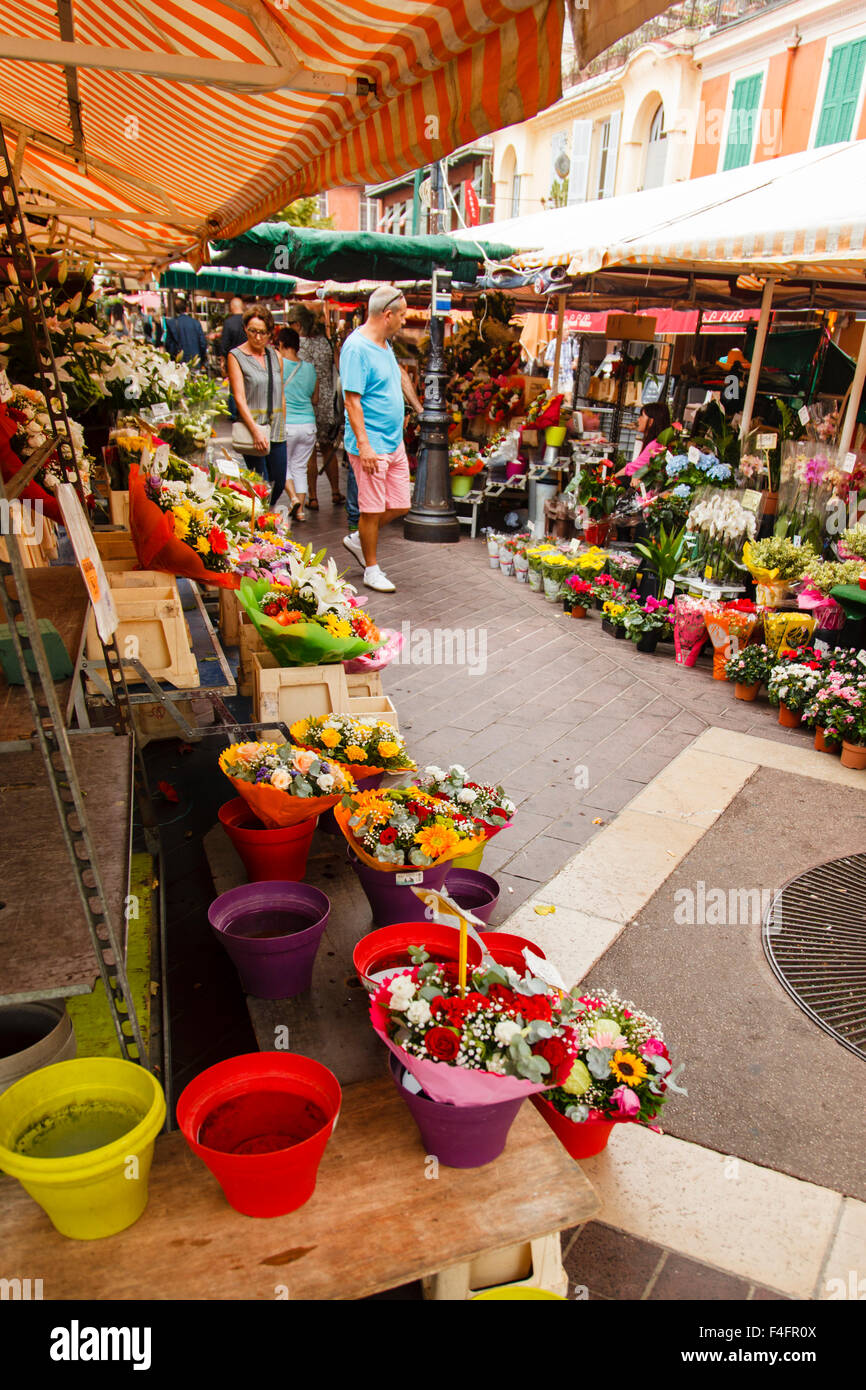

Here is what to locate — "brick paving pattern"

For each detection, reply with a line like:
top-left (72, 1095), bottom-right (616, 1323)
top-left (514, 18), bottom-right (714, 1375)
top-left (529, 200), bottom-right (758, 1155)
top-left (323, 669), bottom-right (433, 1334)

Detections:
top-left (561, 1223), bottom-right (792, 1300)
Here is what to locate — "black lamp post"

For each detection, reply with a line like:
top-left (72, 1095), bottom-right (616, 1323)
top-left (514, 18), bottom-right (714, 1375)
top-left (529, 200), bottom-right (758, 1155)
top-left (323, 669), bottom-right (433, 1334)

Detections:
top-left (404, 266), bottom-right (460, 543)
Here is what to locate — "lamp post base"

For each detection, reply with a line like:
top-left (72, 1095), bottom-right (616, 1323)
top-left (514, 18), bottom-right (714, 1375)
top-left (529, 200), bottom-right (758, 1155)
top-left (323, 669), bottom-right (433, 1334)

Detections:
top-left (403, 509), bottom-right (461, 543)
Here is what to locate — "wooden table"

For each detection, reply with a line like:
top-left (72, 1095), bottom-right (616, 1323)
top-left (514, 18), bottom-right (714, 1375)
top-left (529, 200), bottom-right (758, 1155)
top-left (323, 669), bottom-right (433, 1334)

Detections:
top-left (1, 567), bottom-right (89, 743)
top-left (0, 730), bottom-right (133, 1003)
top-left (0, 1076), bottom-right (600, 1301)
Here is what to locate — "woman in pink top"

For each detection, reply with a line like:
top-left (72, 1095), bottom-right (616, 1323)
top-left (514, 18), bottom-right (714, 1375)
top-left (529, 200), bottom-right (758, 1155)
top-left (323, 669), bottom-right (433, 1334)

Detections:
top-left (616, 402), bottom-right (671, 482)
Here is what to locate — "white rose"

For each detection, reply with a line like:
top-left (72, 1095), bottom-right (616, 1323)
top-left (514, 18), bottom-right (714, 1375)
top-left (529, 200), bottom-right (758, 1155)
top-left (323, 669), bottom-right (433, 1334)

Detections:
top-left (457, 788), bottom-right (477, 804)
top-left (406, 999), bottom-right (432, 1027)
top-left (450, 764), bottom-right (467, 778)
top-left (318, 773), bottom-right (335, 792)
top-left (388, 975), bottom-right (415, 1008)
top-left (270, 769), bottom-right (290, 791)
top-left (494, 1019), bottom-right (522, 1047)
top-left (424, 765), bottom-right (446, 781)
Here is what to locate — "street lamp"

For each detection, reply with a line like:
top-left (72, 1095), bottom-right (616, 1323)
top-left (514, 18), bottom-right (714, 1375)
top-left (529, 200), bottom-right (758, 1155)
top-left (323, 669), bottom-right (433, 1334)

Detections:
top-left (403, 267), bottom-right (460, 543)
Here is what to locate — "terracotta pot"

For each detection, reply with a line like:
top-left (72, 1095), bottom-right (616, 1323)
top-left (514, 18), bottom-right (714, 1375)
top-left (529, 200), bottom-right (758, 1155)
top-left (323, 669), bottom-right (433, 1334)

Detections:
top-left (840, 739), bottom-right (866, 769)
top-left (571, 604), bottom-right (588, 619)
top-left (762, 491), bottom-right (779, 516)
top-left (813, 727), bottom-right (838, 754)
top-left (778, 702), bottom-right (801, 728)
top-left (734, 682), bottom-right (759, 702)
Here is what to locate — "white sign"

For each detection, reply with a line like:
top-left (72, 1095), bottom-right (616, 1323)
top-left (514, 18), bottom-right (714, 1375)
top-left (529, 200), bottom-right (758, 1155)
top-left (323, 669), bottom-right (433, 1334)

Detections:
top-left (843, 452), bottom-right (857, 475)
top-left (150, 403), bottom-right (171, 421)
top-left (798, 405), bottom-right (810, 426)
top-left (219, 457), bottom-right (241, 478)
top-left (56, 485), bottom-right (118, 644)
top-left (687, 445), bottom-right (701, 464)
top-left (154, 443), bottom-right (170, 470)
top-left (663, 578), bottom-right (675, 599)
top-left (396, 870), bottom-right (424, 886)
top-left (638, 481), bottom-right (647, 499)
top-left (757, 434), bottom-right (777, 449)
top-left (793, 535), bottom-right (802, 547)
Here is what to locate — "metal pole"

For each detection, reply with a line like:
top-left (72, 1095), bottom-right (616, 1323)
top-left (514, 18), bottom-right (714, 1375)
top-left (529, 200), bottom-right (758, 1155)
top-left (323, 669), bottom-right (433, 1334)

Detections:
top-left (404, 270), bottom-right (460, 543)
top-left (838, 318), bottom-right (866, 459)
top-left (740, 279), bottom-right (775, 439)
top-left (552, 294), bottom-right (566, 389)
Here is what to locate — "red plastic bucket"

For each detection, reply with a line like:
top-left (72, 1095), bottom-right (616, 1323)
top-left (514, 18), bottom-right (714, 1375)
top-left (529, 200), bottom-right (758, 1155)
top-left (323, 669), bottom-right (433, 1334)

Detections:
top-left (218, 798), bottom-right (316, 882)
top-left (482, 932), bottom-right (547, 974)
top-left (531, 1093), bottom-right (619, 1158)
top-left (209, 882), bottom-right (330, 999)
top-left (176, 1052), bottom-right (341, 1217)
top-left (353, 922), bottom-right (483, 993)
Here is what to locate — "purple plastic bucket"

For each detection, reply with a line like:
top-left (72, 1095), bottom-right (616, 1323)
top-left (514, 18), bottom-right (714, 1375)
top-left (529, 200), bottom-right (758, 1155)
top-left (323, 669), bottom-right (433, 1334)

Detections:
top-left (388, 1054), bottom-right (523, 1168)
top-left (348, 849), bottom-right (449, 928)
top-left (319, 770), bottom-right (385, 837)
top-left (208, 882), bottom-right (330, 999)
top-left (443, 867), bottom-right (500, 926)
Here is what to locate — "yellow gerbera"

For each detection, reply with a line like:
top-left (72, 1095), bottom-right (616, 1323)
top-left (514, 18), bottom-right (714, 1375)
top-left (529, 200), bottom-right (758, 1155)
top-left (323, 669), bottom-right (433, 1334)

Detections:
top-left (196, 536), bottom-right (211, 555)
top-left (351, 790), bottom-right (391, 826)
top-left (320, 728), bottom-right (341, 749)
top-left (345, 744), bottom-right (367, 763)
top-left (324, 615), bottom-right (352, 638)
top-left (289, 719), bottom-right (308, 742)
top-left (414, 824), bottom-right (462, 860)
top-left (610, 1051), bottom-right (648, 1087)
top-left (377, 740), bottom-right (399, 759)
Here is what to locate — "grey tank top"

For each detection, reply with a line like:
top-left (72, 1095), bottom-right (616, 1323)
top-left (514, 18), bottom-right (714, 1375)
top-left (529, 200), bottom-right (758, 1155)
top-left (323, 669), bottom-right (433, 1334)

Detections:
top-left (229, 345), bottom-right (286, 443)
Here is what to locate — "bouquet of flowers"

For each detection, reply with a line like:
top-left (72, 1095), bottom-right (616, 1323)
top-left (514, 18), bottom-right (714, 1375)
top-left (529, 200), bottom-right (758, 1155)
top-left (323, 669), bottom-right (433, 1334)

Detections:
top-left (238, 552), bottom-right (382, 665)
top-left (448, 441), bottom-right (484, 477)
top-left (218, 740), bottom-right (356, 828)
top-left (541, 550), bottom-right (575, 600)
top-left (369, 945), bottom-right (580, 1104)
top-left (664, 447), bottom-right (734, 490)
top-left (334, 786), bottom-right (487, 872)
top-left (100, 340), bottom-right (190, 408)
top-left (289, 714), bottom-right (415, 779)
top-left (417, 764), bottom-right (515, 840)
top-left (3, 384), bottom-right (92, 514)
top-left (525, 392), bottom-right (565, 428)
top-left (605, 552), bottom-right (641, 585)
top-left (704, 600), bottom-right (759, 679)
top-left (724, 643), bottom-right (774, 688)
top-left (538, 989), bottom-right (682, 1126)
top-left (526, 544), bottom-right (557, 591)
top-left (570, 545), bottom-right (608, 577)
top-left (761, 610), bottom-right (817, 658)
top-left (673, 594), bottom-right (712, 666)
top-left (839, 523), bottom-right (866, 561)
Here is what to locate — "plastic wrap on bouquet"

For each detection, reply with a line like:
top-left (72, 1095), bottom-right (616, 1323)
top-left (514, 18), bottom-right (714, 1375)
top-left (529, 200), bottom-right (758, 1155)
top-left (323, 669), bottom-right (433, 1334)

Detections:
top-left (333, 803), bottom-right (486, 874)
top-left (343, 627), bottom-right (403, 673)
top-left (673, 595), bottom-right (711, 666)
top-left (237, 577), bottom-right (381, 666)
top-left (371, 1024), bottom-right (554, 1107)
top-left (129, 464), bottom-right (240, 589)
top-left (705, 604), bottom-right (758, 680)
top-left (762, 610), bottom-right (817, 657)
top-left (796, 586), bottom-right (846, 632)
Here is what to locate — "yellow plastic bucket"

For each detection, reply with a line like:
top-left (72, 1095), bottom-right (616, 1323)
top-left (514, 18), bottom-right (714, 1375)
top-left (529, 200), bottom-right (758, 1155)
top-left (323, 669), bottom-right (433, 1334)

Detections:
top-left (450, 844), bottom-right (485, 871)
top-left (545, 426), bottom-right (567, 447)
top-left (0, 1057), bottom-right (166, 1240)
top-left (473, 1286), bottom-right (567, 1300)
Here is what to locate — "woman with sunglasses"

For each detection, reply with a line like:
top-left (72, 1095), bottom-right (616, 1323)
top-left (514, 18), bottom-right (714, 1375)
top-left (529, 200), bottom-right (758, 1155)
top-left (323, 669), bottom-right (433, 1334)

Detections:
top-left (226, 303), bottom-right (287, 506)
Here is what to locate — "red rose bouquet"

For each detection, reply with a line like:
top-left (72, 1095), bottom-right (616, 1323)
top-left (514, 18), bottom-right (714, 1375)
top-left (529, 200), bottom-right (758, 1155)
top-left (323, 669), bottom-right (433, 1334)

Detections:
top-left (369, 944), bottom-right (581, 1105)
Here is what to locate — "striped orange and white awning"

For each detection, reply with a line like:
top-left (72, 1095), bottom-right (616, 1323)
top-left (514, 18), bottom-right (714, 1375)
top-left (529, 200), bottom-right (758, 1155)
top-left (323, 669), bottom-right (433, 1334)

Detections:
top-left (0, 0), bottom-right (569, 274)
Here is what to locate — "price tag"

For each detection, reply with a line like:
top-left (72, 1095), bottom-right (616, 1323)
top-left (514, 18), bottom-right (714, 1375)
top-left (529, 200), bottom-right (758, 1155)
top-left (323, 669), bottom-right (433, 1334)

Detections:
top-left (742, 489), bottom-right (763, 513)
top-left (688, 445), bottom-right (701, 465)
top-left (219, 457), bottom-right (241, 478)
top-left (843, 452), bottom-right (857, 475)
top-left (709, 588), bottom-right (722, 601)
top-left (396, 870), bottom-right (424, 886)
top-left (666, 450), bottom-right (675, 465)
top-left (704, 565), bottom-right (713, 580)
top-left (663, 578), bottom-right (675, 599)
top-left (858, 649), bottom-right (866, 668)
top-left (154, 443), bottom-right (170, 470)
top-left (638, 481), bottom-right (647, 499)
top-left (798, 405), bottom-right (810, 426)
top-left (814, 639), bottom-right (830, 656)
top-left (601, 465), bottom-right (608, 480)
top-left (757, 433), bottom-right (777, 450)
top-left (150, 402), bottom-right (171, 421)
top-left (0, 368), bottom-right (11, 402)
top-left (793, 535), bottom-right (802, 547)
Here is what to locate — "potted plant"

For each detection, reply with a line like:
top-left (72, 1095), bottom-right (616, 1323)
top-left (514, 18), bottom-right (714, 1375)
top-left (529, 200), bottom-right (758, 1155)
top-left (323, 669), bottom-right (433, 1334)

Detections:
top-left (541, 551), bottom-right (572, 602)
top-left (532, 988), bottom-right (684, 1159)
top-left (526, 544), bottom-right (556, 592)
top-left (724, 643), bottom-right (774, 700)
top-left (766, 662), bottom-right (826, 728)
top-left (623, 596), bottom-right (673, 653)
top-left (601, 599), bottom-right (631, 638)
top-left (565, 575), bottom-right (593, 618)
top-left (805, 673), bottom-right (866, 764)
top-left (633, 523), bottom-right (687, 595)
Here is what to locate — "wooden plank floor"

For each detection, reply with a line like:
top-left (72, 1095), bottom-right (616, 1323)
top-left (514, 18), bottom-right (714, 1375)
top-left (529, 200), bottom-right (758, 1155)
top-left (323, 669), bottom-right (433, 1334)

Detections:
top-left (0, 1075), bottom-right (600, 1301)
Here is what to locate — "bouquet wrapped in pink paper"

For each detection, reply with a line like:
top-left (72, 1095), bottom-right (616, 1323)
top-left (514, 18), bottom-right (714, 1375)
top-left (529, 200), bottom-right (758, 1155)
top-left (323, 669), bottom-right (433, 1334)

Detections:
top-left (343, 626), bottom-right (404, 673)
top-left (796, 586), bottom-right (846, 632)
top-left (673, 595), bottom-right (712, 666)
top-left (369, 946), bottom-right (579, 1106)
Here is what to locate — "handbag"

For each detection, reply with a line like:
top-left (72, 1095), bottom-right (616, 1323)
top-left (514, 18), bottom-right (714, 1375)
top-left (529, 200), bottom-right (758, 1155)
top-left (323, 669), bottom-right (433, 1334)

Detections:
top-left (231, 347), bottom-right (278, 452)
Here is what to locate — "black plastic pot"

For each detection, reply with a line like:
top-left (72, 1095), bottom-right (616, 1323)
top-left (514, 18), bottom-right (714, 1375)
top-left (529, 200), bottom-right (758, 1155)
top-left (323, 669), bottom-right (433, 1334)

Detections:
top-left (601, 618), bottom-right (615, 635)
top-left (614, 626), bottom-right (626, 639)
top-left (635, 633), bottom-right (658, 653)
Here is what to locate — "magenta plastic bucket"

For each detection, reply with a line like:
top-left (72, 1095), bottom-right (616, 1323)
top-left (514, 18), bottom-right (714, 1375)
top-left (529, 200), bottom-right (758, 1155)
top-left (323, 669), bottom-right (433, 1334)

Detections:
top-left (218, 799), bottom-right (316, 882)
top-left (348, 849), bottom-right (450, 928)
top-left (443, 867), bottom-right (500, 926)
top-left (389, 1054), bottom-right (523, 1168)
top-left (176, 1052), bottom-right (341, 1217)
top-left (208, 882), bottom-right (330, 999)
top-left (319, 770), bottom-right (384, 837)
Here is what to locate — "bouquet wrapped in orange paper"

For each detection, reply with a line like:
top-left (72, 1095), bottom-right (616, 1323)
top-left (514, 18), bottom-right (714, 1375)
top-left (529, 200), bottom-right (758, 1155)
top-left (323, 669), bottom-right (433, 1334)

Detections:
top-left (219, 741), bottom-right (356, 829)
top-left (334, 788), bottom-right (487, 874)
top-left (289, 714), bottom-right (415, 784)
top-left (704, 601), bottom-right (759, 680)
top-left (129, 462), bottom-right (241, 590)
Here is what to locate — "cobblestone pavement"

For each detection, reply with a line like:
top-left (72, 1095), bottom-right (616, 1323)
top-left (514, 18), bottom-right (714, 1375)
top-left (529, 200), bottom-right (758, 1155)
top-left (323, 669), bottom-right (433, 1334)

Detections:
top-left (300, 499), bottom-right (814, 927)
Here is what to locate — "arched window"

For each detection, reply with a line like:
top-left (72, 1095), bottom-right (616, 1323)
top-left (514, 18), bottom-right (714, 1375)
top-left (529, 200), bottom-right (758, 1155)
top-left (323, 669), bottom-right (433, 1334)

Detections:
top-left (643, 102), bottom-right (667, 190)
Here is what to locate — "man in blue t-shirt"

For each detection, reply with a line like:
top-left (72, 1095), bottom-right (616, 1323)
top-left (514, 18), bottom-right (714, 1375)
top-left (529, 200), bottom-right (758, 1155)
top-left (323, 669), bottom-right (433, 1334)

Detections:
top-left (341, 286), bottom-right (422, 592)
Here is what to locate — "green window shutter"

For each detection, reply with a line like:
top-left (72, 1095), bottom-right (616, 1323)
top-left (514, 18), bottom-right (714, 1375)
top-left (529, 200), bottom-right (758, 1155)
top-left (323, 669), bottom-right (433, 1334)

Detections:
top-left (815, 39), bottom-right (866, 147)
top-left (722, 73), bottom-right (763, 171)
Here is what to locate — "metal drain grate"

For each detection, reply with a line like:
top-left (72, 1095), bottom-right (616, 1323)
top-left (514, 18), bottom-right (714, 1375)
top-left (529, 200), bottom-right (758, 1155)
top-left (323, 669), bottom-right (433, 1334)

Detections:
top-left (763, 854), bottom-right (866, 1062)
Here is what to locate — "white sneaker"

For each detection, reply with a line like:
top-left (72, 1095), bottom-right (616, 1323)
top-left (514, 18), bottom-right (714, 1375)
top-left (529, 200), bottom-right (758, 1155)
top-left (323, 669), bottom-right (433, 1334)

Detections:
top-left (364, 565), bottom-right (396, 593)
top-left (342, 532), bottom-right (364, 566)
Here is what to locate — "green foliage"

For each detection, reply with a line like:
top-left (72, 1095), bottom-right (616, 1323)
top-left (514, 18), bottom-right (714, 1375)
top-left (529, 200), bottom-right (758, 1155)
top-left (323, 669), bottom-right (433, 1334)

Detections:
top-left (275, 197), bottom-right (334, 229)
top-left (633, 523), bottom-right (687, 588)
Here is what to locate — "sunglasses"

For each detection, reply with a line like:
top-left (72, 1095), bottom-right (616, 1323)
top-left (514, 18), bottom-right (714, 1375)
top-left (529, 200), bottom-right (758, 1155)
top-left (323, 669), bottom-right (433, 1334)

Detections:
top-left (381, 293), bottom-right (405, 313)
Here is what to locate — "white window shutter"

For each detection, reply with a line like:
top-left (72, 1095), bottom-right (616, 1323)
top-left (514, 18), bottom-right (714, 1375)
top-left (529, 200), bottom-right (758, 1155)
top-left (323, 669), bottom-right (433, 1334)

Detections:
top-left (602, 112), bottom-right (621, 199)
top-left (567, 119), bottom-right (593, 204)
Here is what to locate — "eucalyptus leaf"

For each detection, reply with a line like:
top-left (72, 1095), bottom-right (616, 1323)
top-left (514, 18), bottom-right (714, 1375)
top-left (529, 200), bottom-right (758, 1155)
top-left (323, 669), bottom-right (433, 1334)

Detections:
top-left (587, 1046), bottom-right (614, 1080)
top-left (565, 1104), bottom-right (589, 1123)
top-left (665, 1062), bottom-right (688, 1096)
top-left (526, 1020), bottom-right (554, 1043)
top-left (417, 985), bottom-right (440, 1000)
top-left (652, 1056), bottom-right (671, 1075)
top-left (416, 963), bottom-right (438, 980)
top-left (407, 946), bottom-right (430, 964)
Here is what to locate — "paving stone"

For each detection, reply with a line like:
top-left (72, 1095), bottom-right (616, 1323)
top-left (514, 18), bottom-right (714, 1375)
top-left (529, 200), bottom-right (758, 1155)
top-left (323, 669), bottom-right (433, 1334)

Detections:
top-left (563, 1222), bottom-right (664, 1301)
top-left (647, 1253), bottom-right (752, 1301)
top-left (579, 774), bottom-right (647, 814)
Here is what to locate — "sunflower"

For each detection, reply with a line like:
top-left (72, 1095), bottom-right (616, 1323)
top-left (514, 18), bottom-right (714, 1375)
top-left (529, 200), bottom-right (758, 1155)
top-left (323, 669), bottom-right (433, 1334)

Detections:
top-left (610, 1050), bottom-right (648, 1087)
top-left (289, 719), bottom-right (309, 743)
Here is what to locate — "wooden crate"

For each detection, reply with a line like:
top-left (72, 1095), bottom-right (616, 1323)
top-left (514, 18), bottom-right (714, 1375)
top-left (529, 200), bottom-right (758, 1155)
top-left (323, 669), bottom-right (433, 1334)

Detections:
top-left (237, 612), bottom-right (268, 697)
top-left (85, 572), bottom-right (199, 689)
top-left (218, 587), bottom-right (242, 647)
top-left (0, 515), bottom-right (56, 569)
top-left (346, 669), bottom-right (383, 699)
top-left (108, 490), bottom-right (130, 527)
top-left (132, 694), bottom-right (215, 743)
top-left (346, 694), bottom-right (399, 730)
top-left (252, 653), bottom-right (351, 725)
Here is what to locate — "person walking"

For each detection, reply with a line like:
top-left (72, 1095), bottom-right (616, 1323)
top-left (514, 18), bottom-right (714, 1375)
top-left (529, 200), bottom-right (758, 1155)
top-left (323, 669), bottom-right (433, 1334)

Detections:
top-left (274, 327), bottom-right (318, 520)
top-left (220, 297), bottom-right (247, 420)
top-left (340, 287), bottom-right (421, 593)
top-left (226, 304), bottom-right (287, 507)
top-left (164, 297), bottom-right (208, 364)
top-left (289, 306), bottom-right (344, 510)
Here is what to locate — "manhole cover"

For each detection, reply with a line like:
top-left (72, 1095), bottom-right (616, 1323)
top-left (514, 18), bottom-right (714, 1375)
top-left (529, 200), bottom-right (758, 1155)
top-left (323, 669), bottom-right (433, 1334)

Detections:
top-left (763, 853), bottom-right (866, 1061)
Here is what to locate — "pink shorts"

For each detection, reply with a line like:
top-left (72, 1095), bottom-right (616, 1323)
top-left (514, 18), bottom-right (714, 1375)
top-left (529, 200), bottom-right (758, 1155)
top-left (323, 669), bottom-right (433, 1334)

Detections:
top-left (348, 442), bottom-right (411, 513)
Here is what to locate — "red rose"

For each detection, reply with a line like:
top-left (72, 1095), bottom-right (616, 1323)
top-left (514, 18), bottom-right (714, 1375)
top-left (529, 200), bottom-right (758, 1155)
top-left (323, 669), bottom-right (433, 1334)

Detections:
top-left (440, 997), bottom-right (469, 1028)
top-left (430, 994), bottom-right (449, 1017)
top-left (424, 1027), bottom-right (460, 1061)
top-left (533, 1035), bottom-right (570, 1080)
top-left (208, 526), bottom-right (228, 555)
top-left (520, 995), bottom-right (553, 1023)
top-left (379, 827), bottom-right (398, 844)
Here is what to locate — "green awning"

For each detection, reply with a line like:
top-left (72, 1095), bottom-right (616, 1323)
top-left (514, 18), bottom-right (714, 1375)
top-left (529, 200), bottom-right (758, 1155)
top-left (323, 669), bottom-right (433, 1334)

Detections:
top-left (159, 264), bottom-right (297, 296)
top-left (210, 225), bottom-right (516, 285)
